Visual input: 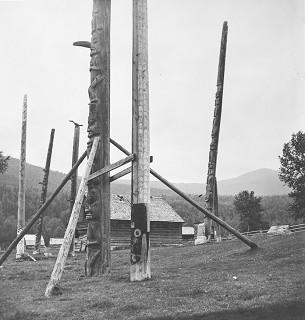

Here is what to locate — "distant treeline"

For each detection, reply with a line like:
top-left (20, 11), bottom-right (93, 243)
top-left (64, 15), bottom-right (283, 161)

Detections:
top-left (0, 183), bottom-right (298, 248)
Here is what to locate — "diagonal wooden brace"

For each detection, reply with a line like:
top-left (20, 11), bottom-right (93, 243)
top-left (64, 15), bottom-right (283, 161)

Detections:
top-left (110, 138), bottom-right (258, 249)
top-left (88, 154), bottom-right (135, 181)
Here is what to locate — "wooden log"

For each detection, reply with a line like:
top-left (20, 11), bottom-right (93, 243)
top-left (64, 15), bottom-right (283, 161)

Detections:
top-left (16, 94), bottom-right (27, 259)
top-left (88, 154), bottom-right (134, 181)
top-left (34, 128), bottom-right (55, 254)
top-left (69, 122), bottom-right (82, 256)
top-left (45, 137), bottom-right (99, 297)
top-left (204, 21), bottom-right (228, 240)
top-left (150, 170), bottom-right (258, 249)
top-left (131, 0), bottom-right (151, 281)
top-left (0, 150), bottom-right (87, 266)
top-left (109, 138), bottom-right (258, 249)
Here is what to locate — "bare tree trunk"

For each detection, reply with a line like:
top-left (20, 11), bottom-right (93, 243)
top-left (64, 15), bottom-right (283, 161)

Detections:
top-left (204, 22), bottom-right (228, 241)
top-left (34, 129), bottom-right (55, 254)
top-left (130, 0), bottom-right (151, 281)
top-left (84, 0), bottom-right (111, 276)
top-left (16, 94), bottom-right (27, 259)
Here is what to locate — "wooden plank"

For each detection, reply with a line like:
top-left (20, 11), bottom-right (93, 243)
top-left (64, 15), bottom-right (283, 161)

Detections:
top-left (16, 94), bottom-right (27, 259)
top-left (88, 154), bottom-right (134, 181)
top-left (45, 136), bottom-right (99, 297)
top-left (110, 167), bottom-right (132, 182)
top-left (0, 150), bottom-right (87, 266)
top-left (131, 0), bottom-right (151, 281)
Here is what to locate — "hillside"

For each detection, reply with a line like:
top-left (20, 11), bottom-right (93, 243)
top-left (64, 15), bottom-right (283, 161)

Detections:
top-left (0, 158), bottom-right (290, 196)
top-left (1, 232), bottom-right (304, 319)
top-left (113, 169), bottom-right (291, 196)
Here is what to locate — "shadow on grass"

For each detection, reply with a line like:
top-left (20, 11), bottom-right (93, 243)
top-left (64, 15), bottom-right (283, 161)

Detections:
top-left (138, 300), bottom-right (305, 320)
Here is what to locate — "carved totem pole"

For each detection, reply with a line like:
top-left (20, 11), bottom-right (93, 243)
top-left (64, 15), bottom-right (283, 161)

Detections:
top-left (16, 94), bottom-right (27, 259)
top-left (204, 22), bottom-right (228, 241)
top-left (130, 0), bottom-right (151, 281)
top-left (34, 128), bottom-right (55, 254)
top-left (74, 0), bottom-right (111, 276)
top-left (85, 0), bottom-right (111, 276)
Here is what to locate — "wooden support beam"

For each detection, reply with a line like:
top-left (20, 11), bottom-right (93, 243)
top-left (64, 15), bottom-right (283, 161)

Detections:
top-left (150, 170), bottom-right (258, 249)
top-left (0, 150), bottom-right (87, 266)
top-left (45, 137), bottom-right (99, 297)
top-left (16, 94), bottom-right (27, 259)
top-left (110, 167), bottom-right (132, 182)
top-left (131, 0), bottom-right (151, 281)
top-left (109, 138), bottom-right (258, 249)
top-left (88, 154), bottom-right (134, 181)
top-left (34, 128), bottom-right (55, 254)
top-left (109, 157), bottom-right (151, 183)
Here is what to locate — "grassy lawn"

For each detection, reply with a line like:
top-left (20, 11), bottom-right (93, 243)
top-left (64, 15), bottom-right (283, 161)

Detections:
top-left (0, 232), bottom-right (304, 320)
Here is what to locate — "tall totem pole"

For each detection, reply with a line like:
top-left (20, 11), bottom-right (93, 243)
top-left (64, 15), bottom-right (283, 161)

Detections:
top-left (74, 0), bottom-right (111, 276)
top-left (130, 0), bottom-right (151, 281)
top-left (204, 22), bottom-right (228, 241)
top-left (16, 94), bottom-right (27, 259)
top-left (34, 128), bottom-right (55, 254)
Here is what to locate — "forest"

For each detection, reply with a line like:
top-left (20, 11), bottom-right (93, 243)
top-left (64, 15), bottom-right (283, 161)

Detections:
top-left (0, 182), bottom-right (298, 249)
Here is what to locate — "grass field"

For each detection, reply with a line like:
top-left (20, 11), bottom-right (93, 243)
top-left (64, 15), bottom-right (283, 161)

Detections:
top-left (0, 232), bottom-right (304, 320)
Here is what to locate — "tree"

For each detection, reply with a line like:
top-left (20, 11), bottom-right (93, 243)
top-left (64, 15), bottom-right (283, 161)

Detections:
top-left (0, 151), bottom-right (10, 174)
top-left (233, 190), bottom-right (263, 232)
top-left (279, 131), bottom-right (305, 221)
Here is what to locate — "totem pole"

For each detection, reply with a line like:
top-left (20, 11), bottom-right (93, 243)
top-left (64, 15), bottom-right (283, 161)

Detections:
top-left (130, 0), bottom-right (151, 281)
top-left (74, 0), bottom-right (111, 276)
top-left (16, 94), bottom-right (27, 259)
top-left (68, 121), bottom-right (82, 256)
top-left (34, 129), bottom-right (55, 254)
top-left (204, 21), bottom-right (228, 241)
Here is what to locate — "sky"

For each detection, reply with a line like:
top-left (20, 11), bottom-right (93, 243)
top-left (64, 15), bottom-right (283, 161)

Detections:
top-left (0, 0), bottom-right (304, 184)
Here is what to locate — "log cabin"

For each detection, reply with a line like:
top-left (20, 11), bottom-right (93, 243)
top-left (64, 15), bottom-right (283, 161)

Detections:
top-left (76, 194), bottom-right (185, 248)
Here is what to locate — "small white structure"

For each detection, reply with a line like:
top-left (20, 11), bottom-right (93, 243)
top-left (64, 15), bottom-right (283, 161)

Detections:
top-left (182, 227), bottom-right (195, 242)
top-left (49, 238), bottom-right (64, 246)
top-left (195, 223), bottom-right (207, 245)
top-left (24, 234), bottom-right (45, 248)
top-left (267, 225), bottom-right (292, 236)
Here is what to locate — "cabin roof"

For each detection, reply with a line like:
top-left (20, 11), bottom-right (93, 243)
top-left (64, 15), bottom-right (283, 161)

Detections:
top-left (111, 194), bottom-right (184, 223)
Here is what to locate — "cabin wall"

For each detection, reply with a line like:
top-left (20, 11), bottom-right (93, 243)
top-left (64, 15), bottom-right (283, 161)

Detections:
top-left (111, 220), bottom-right (183, 247)
top-left (77, 220), bottom-right (183, 247)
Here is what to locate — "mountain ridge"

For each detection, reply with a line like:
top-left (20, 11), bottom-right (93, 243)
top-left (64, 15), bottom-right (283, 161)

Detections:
top-left (0, 158), bottom-right (290, 196)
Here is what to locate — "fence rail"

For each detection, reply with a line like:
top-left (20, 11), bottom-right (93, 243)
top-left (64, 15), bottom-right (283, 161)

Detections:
top-left (224, 223), bottom-right (305, 240)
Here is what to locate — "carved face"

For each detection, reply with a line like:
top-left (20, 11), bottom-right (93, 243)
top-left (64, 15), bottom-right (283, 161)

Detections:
top-left (87, 112), bottom-right (100, 138)
top-left (85, 188), bottom-right (101, 220)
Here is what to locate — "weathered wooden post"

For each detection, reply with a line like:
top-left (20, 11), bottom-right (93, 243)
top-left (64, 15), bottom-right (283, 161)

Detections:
top-left (74, 0), bottom-right (111, 276)
top-left (34, 129), bottom-right (55, 254)
top-left (68, 121), bottom-right (82, 256)
top-left (16, 94), bottom-right (27, 259)
top-left (204, 21), bottom-right (228, 242)
top-left (130, 0), bottom-right (151, 281)
top-left (45, 137), bottom-right (99, 297)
